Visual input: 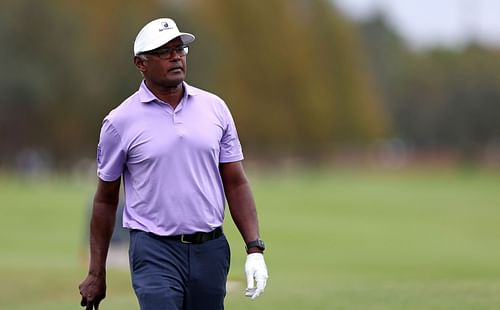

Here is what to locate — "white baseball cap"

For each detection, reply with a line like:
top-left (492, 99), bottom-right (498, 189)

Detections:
top-left (133, 18), bottom-right (195, 55)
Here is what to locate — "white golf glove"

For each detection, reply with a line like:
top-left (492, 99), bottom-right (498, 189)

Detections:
top-left (244, 253), bottom-right (268, 300)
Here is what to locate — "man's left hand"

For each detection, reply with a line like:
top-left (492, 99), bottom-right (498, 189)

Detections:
top-left (244, 253), bottom-right (268, 300)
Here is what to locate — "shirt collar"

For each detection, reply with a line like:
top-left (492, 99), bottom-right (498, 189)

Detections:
top-left (138, 80), bottom-right (198, 104)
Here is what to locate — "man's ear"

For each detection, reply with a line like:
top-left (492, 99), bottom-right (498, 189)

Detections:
top-left (134, 56), bottom-right (147, 73)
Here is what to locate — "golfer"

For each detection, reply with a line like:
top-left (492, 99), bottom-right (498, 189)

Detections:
top-left (78, 17), bottom-right (268, 310)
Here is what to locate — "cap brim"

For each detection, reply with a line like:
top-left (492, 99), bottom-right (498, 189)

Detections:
top-left (179, 33), bottom-right (195, 45)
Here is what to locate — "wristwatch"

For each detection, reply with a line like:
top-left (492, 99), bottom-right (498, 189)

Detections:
top-left (245, 239), bottom-right (265, 252)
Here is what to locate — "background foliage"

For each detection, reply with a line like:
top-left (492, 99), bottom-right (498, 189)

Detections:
top-left (2, 0), bottom-right (500, 168)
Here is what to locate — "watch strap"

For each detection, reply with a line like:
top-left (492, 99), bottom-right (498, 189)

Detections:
top-left (245, 239), bottom-right (265, 251)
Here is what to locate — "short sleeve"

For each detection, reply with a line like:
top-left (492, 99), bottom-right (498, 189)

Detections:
top-left (219, 104), bottom-right (244, 163)
top-left (96, 118), bottom-right (126, 181)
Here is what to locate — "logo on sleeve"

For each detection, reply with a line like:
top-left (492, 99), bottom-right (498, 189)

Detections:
top-left (97, 145), bottom-right (102, 165)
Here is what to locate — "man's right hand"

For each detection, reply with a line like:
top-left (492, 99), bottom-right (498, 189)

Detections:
top-left (79, 273), bottom-right (106, 310)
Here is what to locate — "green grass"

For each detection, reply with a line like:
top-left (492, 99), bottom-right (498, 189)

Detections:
top-left (1, 168), bottom-right (500, 309)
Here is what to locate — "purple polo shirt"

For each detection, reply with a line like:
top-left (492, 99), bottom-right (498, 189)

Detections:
top-left (96, 81), bottom-right (244, 236)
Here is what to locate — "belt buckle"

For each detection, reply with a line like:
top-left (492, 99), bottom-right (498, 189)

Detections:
top-left (180, 234), bottom-right (192, 244)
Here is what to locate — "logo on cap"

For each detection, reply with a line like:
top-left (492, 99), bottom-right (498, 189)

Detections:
top-left (159, 22), bottom-right (173, 32)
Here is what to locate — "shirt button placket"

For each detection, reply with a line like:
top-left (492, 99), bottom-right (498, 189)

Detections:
top-left (173, 111), bottom-right (184, 136)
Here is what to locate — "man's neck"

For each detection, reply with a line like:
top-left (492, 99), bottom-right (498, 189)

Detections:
top-left (145, 80), bottom-right (184, 109)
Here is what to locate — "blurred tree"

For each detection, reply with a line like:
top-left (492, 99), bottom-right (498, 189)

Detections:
top-left (1, 0), bottom-right (389, 168)
top-left (0, 0), bottom-right (79, 165)
top-left (189, 0), bottom-right (388, 159)
top-left (398, 46), bottom-right (500, 160)
top-left (0, 0), bottom-right (164, 167)
top-left (358, 15), bottom-right (500, 161)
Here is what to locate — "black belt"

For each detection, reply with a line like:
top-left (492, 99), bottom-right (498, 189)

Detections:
top-left (146, 227), bottom-right (223, 244)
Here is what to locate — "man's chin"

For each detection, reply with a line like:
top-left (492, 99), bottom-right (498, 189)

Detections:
top-left (167, 72), bottom-right (185, 83)
top-left (163, 76), bottom-right (185, 88)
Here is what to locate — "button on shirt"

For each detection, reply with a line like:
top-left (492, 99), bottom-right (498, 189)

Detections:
top-left (96, 81), bottom-right (244, 236)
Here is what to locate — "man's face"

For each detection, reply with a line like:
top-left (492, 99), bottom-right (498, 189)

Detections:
top-left (136, 37), bottom-right (188, 88)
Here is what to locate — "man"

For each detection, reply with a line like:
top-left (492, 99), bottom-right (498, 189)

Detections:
top-left (78, 18), bottom-right (268, 310)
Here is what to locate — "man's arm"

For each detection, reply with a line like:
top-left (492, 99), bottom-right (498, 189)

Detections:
top-left (220, 161), bottom-right (268, 300)
top-left (79, 178), bottom-right (121, 309)
top-left (220, 161), bottom-right (260, 247)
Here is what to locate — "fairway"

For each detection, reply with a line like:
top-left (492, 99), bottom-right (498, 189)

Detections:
top-left (1, 168), bottom-right (499, 309)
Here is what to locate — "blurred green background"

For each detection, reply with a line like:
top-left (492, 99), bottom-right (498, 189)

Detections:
top-left (1, 0), bottom-right (499, 309)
